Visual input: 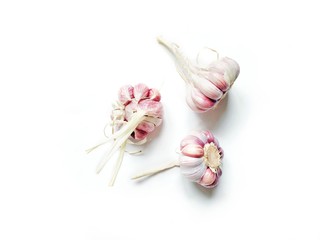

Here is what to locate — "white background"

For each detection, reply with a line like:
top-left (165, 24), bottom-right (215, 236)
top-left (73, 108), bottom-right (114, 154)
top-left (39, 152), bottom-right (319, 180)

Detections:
top-left (1, 0), bottom-right (320, 239)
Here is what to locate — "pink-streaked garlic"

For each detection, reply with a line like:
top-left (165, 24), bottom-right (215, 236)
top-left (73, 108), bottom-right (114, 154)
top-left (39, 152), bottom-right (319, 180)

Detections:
top-left (157, 36), bottom-right (240, 112)
top-left (132, 130), bottom-right (223, 189)
top-left (87, 83), bottom-right (163, 186)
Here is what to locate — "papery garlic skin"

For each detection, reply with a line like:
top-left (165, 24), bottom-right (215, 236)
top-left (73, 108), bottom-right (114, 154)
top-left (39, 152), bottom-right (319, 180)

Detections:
top-left (179, 130), bottom-right (223, 188)
top-left (158, 37), bottom-right (240, 112)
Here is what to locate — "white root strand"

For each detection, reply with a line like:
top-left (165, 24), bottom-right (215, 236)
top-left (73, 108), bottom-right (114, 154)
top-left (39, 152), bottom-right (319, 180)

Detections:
top-left (132, 160), bottom-right (180, 180)
top-left (157, 36), bottom-right (194, 86)
top-left (86, 140), bottom-right (109, 154)
top-left (108, 141), bottom-right (127, 186)
top-left (96, 110), bottom-right (146, 174)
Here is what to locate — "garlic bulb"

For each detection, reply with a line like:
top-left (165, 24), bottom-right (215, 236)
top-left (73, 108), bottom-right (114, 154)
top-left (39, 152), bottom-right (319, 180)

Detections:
top-left (157, 36), bottom-right (240, 112)
top-left (87, 83), bottom-right (163, 186)
top-left (132, 130), bottom-right (223, 189)
top-left (112, 83), bottom-right (163, 142)
top-left (179, 130), bottom-right (223, 188)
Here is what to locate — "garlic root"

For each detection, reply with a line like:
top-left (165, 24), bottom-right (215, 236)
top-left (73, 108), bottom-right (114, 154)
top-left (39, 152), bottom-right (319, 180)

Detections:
top-left (132, 160), bottom-right (179, 180)
top-left (109, 141), bottom-right (127, 186)
top-left (96, 110), bottom-right (147, 174)
top-left (86, 140), bottom-right (109, 154)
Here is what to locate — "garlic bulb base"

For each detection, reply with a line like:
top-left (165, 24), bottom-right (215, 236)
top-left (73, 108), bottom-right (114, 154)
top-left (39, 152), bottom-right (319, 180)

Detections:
top-left (203, 142), bottom-right (221, 171)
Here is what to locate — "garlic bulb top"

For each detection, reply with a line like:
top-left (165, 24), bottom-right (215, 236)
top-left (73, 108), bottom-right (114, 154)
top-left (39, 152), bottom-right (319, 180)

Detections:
top-left (112, 83), bottom-right (163, 142)
top-left (158, 36), bottom-right (240, 112)
top-left (179, 130), bottom-right (223, 188)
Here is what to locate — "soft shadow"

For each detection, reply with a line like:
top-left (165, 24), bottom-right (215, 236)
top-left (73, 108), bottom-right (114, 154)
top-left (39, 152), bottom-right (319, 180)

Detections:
top-left (191, 182), bottom-right (222, 199)
top-left (197, 95), bottom-right (229, 131)
top-left (180, 178), bottom-right (223, 201)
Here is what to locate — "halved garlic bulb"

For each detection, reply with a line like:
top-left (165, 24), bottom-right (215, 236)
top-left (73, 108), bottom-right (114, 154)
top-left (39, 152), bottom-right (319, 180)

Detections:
top-left (157, 36), bottom-right (240, 112)
top-left (132, 130), bottom-right (224, 189)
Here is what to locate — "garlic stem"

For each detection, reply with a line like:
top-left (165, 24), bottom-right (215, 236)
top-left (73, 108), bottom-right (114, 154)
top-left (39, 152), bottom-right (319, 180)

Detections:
top-left (96, 110), bottom-right (147, 174)
top-left (108, 141), bottom-right (127, 186)
top-left (132, 160), bottom-right (179, 180)
top-left (157, 36), bottom-right (194, 86)
top-left (157, 36), bottom-right (179, 52)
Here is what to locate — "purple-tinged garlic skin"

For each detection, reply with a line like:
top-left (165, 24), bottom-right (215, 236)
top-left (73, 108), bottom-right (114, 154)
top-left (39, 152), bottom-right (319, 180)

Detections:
top-left (158, 37), bottom-right (240, 112)
top-left (179, 130), bottom-right (223, 188)
top-left (113, 83), bottom-right (163, 141)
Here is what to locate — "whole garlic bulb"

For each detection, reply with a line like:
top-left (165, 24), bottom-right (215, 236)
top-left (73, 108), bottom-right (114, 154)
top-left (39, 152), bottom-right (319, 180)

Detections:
top-left (88, 83), bottom-right (163, 186)
top-left (180, 130), bottom-right (223, 188)
top-left (112, 83), bottom-right (163, 142)
top-left (132, 130), bottom-right (224, 189)
top-left (158, 36), bottom-right (240, 112)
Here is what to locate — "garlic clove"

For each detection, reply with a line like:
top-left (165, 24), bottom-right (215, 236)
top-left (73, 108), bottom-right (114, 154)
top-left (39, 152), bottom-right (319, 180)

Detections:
top-left (206, 168), bottom-right (222, 188)
top-left (212, 57), bottom-right (240, 86)
top-left (202, 130), bottom-right (219, 146)
top-left (206, 71), bottom-right (229, 92)
top-left (179, 154), bottom-right (207, 182)
top-left (186, 87), bottom-right (206, 112)
top-left (144, 116), bottom-right (162, 127)
top-left (189, 130), bottom-right (209, 145)
top-left (136, 120), bottom-right (155, 133)
top-left (181, 144), bottom-right (204, 158)
top-left (148, 88), bottom-right (161, 101)
top-left (190, 87), bottom-right (215, 111)
top-left (193, 77), bottom-right (223, 101)
top-left (138, 99), bottom-right (163, 118)
top-left (133, 83), bottom-right (149, 102)
top-left (179, 155), bottom-right (203, 168)
top-left (180, 135), bottom-right (205, 149)
top-left (199, 168), bottom-right (216, 186)
top-left (133, 128), bottom-right (148, 140)
top-left (118, 85), bottom-right (134, 105)
top-left (124, 101), bottom-right (138, 121)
